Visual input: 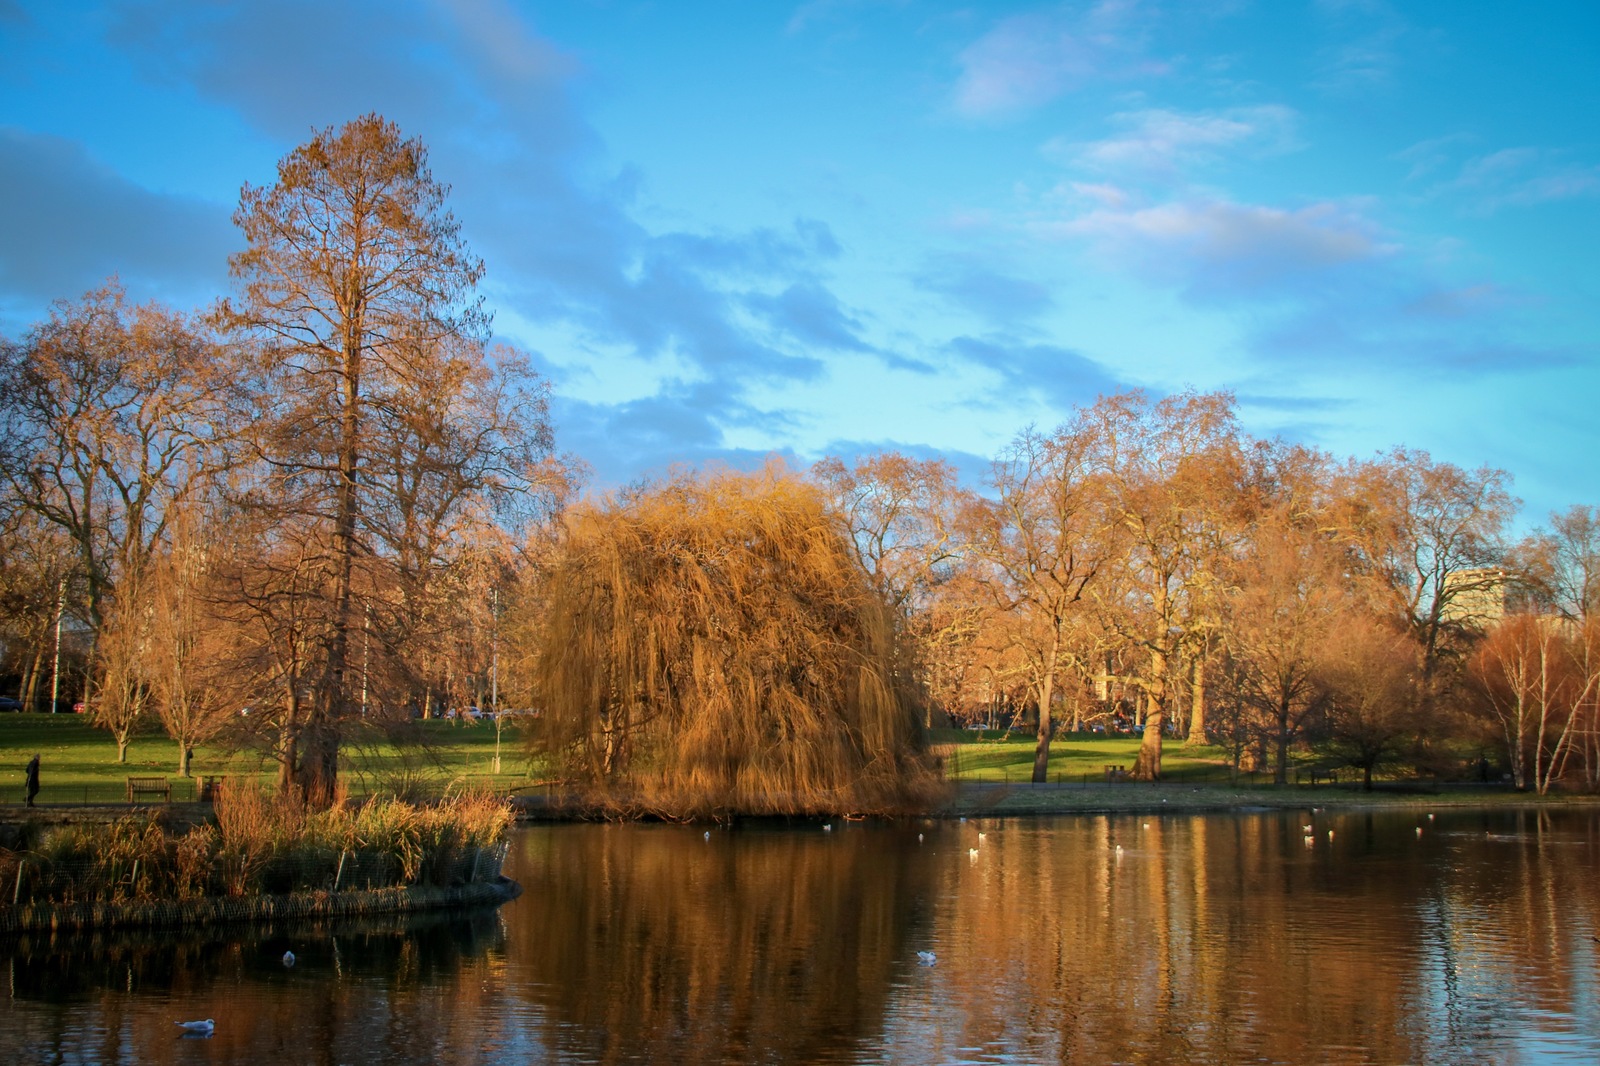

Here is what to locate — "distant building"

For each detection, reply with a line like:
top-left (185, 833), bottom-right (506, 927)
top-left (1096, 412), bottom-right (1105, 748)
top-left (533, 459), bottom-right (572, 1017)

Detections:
top-left (1439, 567), bottom-right (1506, 630)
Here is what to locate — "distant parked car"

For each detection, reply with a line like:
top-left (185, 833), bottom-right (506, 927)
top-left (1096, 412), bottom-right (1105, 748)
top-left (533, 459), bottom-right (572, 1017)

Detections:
top-left (0, 696), bottom-right (24, 712)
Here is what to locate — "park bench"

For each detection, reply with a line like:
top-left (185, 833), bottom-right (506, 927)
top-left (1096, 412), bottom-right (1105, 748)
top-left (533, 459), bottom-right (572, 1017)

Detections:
top-left (126, 776), bottom-right (172, 804)
top-left (1104, 764), bottom-right (1129, 782)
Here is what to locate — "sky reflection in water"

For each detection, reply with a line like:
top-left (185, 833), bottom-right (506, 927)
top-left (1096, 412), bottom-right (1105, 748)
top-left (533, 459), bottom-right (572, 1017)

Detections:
top-left (3, 808), bottom-right (1598, 1064)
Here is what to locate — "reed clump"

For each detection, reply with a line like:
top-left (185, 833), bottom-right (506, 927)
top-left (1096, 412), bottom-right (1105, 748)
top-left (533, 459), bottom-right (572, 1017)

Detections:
top-left (528, 464), bottom-right (946, 819)
top-left (1, 786), bottom-right (512, 907)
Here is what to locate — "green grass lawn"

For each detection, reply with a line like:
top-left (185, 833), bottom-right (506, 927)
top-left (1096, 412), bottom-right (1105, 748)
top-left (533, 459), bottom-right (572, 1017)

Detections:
top-left (0, 712), bottom-right (551, 808)
top-left (1, 717), bottom-right (1237, 806)
top-left (929, 728), bottom-right (1236, 784)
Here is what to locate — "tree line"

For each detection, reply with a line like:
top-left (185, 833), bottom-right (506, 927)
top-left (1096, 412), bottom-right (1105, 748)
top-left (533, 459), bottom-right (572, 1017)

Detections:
top-left (2, 115), bottom-right (1594, 806)
top-left (809, 396), bottom-right (1598, 793)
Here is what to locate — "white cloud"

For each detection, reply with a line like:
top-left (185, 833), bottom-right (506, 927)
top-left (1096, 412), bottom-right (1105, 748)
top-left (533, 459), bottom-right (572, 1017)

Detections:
top-left (1034, 195), bottom-right (1394, 299)
top-left (1048, 105), bottom-right (1297, 177)
top-left (951, 1), bottom-right (1164, 120)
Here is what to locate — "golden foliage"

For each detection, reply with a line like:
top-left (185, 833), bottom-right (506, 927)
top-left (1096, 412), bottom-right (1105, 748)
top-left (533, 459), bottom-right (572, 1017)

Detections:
top-left (529, 465), bottom-right (943, 817)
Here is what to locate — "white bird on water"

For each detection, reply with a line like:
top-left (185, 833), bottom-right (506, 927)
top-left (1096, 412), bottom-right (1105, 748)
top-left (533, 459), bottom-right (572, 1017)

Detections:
top-left (917, 951), bottom-right (937, 966)
top-left (823, 824), bottom-right (832, 832)
top-left (282, 950), bottom-right (295, 967)
top-left (704, 830), bottom-right (711, 841)
top-left (176, 1019), bottom-right (215, 1035)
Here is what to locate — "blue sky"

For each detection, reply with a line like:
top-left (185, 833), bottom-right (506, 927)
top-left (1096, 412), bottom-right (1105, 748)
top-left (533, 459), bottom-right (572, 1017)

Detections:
top-left (2, 1), bottom-right (1596, 525)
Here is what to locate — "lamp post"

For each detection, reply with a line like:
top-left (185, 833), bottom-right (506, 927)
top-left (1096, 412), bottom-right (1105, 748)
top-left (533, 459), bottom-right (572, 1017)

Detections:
top-left (491, 587), bottom-right (502, 774)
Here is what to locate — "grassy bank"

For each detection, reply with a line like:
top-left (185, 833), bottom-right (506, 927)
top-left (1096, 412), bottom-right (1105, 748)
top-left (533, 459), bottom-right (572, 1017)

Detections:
top-left (0, 713), bottom-right (548, 807)
top-left (6, 715), bottom-right (1588, 820)
top-left (929, 728), bottom-right (1235, 784)
top-left (940, 780), bottom-right (1600, 817)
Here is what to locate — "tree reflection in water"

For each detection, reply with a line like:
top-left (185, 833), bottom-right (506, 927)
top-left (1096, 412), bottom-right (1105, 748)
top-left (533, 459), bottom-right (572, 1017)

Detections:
top-left (3, 811), bottom-right (1599, 1065)
top-left (507, 822), bottom-right (938, 1064)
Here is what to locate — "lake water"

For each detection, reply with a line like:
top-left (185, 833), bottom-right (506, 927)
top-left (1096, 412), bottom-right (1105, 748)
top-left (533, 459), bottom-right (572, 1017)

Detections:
top-left (3, 808), bottom-right (1598, 1064)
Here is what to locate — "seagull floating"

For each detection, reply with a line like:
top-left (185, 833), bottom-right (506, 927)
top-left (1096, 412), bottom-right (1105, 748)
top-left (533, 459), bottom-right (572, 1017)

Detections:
top-left (282, 950), bottom-right (295, 967)
top-left (917, 951), bottom-right (937, 966)
top-left (1302, 824), bottom-right (1314, 834)
top-left (823, 824), bottom-right (832, 832)
top-left (703, 830), bottom-right (710, 841)
top-left (978, 832), bottom-right (986, 843)
top-left (176, 1019), bottom-right (215, 1035)
top-left (917, 833), bottom-right (924, 844)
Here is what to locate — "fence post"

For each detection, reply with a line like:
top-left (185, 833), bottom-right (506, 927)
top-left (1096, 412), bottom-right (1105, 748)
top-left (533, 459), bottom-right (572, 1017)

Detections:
top-left (334, 850), bottom-right (348, 891)
top-left (13, 859), bottom-right (23, 906)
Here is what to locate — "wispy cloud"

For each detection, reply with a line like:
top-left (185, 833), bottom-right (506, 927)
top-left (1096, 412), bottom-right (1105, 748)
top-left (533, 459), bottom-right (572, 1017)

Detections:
top-left (1310, 0), bottom-right (1408, 95)
top-left (1047, 105), bottom-right (1297, 178)
top-left (952, 1), bottom-right (1165, 120)
top-left (1445, 148), bottom-right (1600, 213)
top-left (1034, 193), bottom-right (1394, 300)
top-left (1400, 137), bottom-right (1600, 213)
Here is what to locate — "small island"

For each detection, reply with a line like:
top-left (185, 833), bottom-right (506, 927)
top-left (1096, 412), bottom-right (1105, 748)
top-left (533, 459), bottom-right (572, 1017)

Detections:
top-left (0, 786), bottom-right (515, 935)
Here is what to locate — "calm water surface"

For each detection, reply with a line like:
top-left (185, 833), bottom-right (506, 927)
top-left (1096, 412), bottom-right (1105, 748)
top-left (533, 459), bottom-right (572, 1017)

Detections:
top-left (3, 808), bottom-right (1599, 1064)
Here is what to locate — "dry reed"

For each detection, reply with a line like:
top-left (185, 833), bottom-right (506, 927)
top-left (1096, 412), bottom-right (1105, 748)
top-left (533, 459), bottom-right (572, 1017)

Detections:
top-left (5, 785), bottom-right (513, 907)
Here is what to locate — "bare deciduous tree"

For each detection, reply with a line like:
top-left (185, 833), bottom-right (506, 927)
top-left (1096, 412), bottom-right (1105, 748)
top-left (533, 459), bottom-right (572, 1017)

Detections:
top-left (219, 114), bottom-right (546, 804)
top-left (970, 421), bottom-right (1115, 783)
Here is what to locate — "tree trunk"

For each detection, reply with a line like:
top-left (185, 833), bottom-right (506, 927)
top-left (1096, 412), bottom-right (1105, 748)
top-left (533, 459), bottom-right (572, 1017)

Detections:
top-left (1135, 706), bottom-right (1164, 780)
top-left (116, 737), bottom-right (128, 764)
top-left (278, 690), bottom-right (300, 794)
top-left (1135, 652), bottom-right (1167, 780)
top-left (21, 651), bottom-right (42, 712)
top-left (300, 721), bottom-right (340, 808)
top-left (1185, 656), bottom-right (1207, 745)
top-left (1274, 701), bottom-right (1290, 785)
top-left (1033, 668), bottom-right (1055, 783)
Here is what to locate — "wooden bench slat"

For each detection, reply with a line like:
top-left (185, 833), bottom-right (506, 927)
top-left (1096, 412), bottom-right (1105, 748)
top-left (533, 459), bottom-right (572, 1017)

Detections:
top-left (126, 776), bottom-right (172, 803)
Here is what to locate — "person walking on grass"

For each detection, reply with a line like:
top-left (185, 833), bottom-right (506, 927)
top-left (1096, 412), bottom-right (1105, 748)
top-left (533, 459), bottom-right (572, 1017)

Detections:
top-left (24, 753), bottom-right (40, 807)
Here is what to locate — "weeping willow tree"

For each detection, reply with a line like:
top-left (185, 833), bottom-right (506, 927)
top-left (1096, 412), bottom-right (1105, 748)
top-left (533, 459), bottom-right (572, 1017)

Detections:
top-left (529, 466), bottom-right (943, 818)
